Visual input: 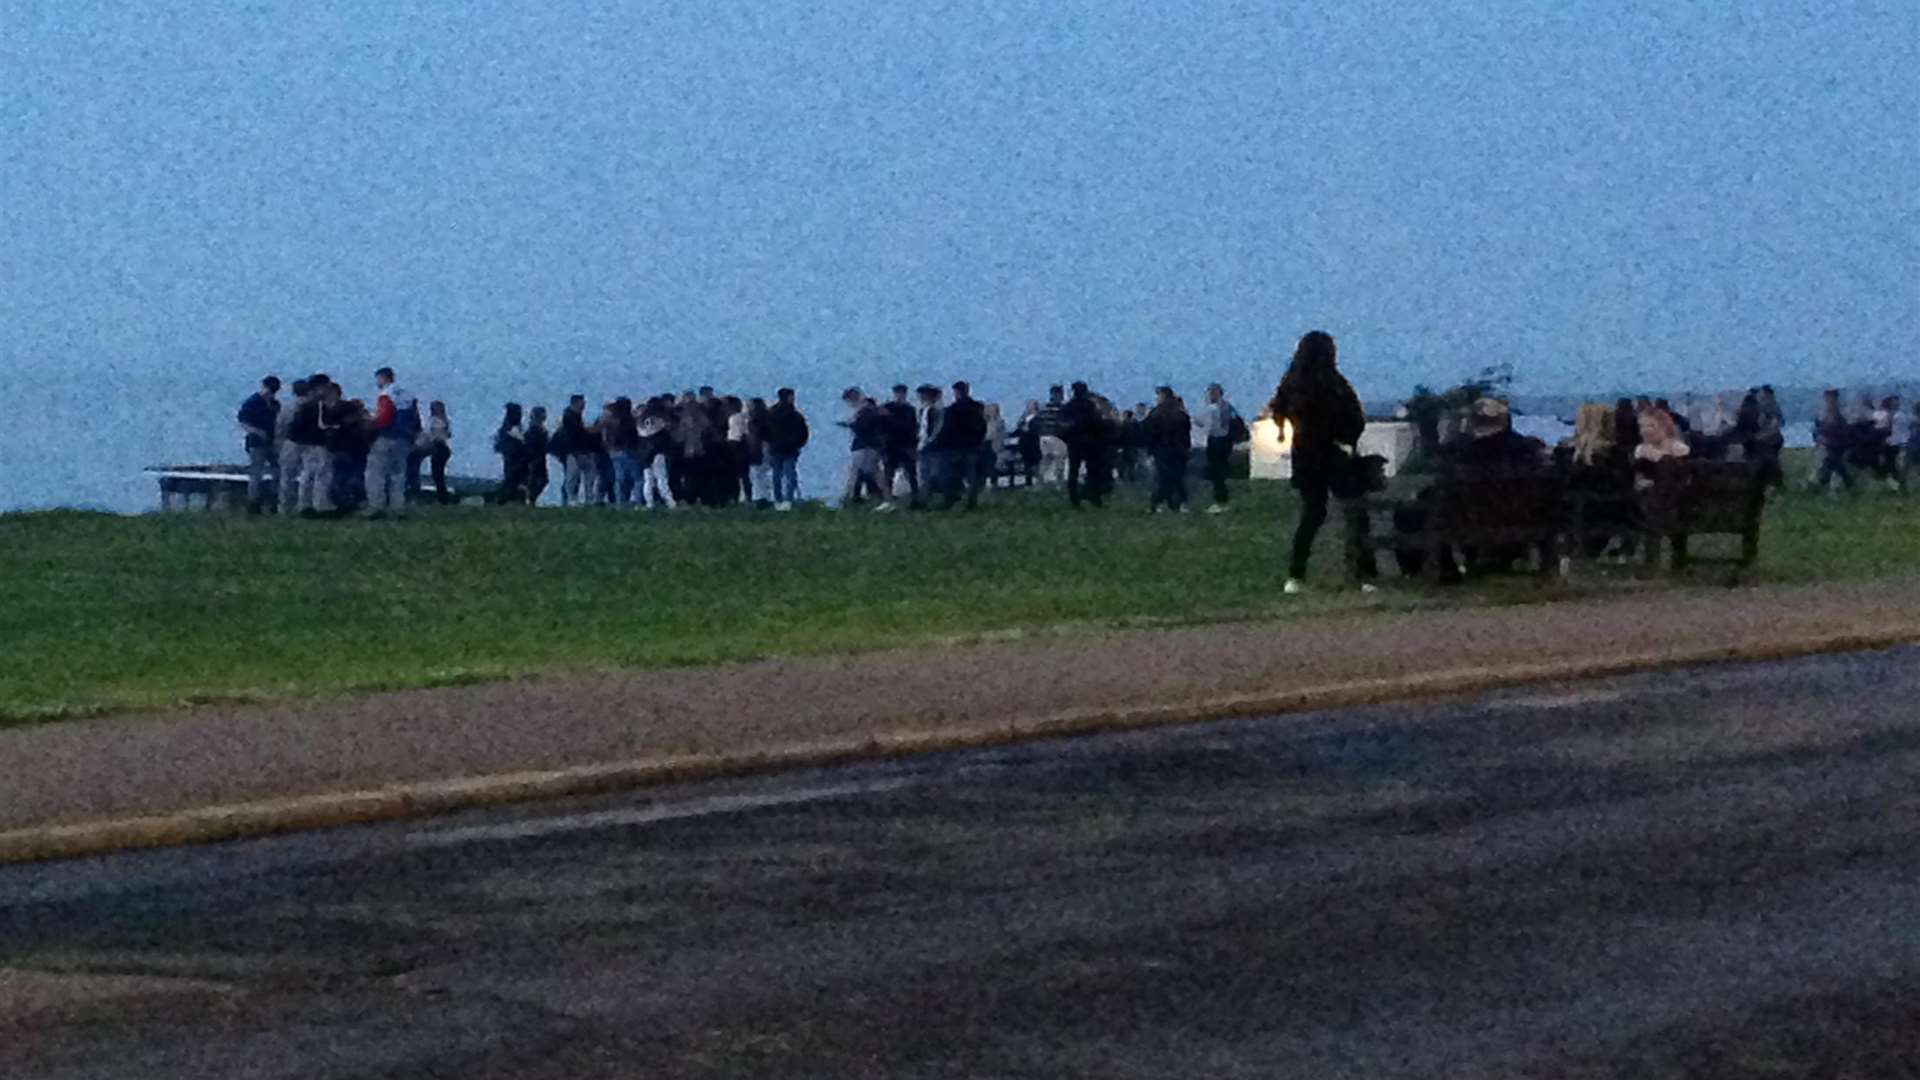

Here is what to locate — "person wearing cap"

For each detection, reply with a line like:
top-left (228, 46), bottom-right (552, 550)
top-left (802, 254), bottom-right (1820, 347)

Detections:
top-left (1200, 383), bottom-right (1244, 513)
top-left (363, 366), bottom-right (421, 518)
top-left (236, 375), bottom-right (282, 514)
top-left (1444, 398), bottom-right (1546, 468)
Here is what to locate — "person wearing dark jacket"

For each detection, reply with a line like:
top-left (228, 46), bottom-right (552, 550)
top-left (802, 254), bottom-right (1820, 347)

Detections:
top-left (763, 388), bottom-right (809, 509)
top-left (494, 403), bottom-right (528, 504)
top-left (930, 381), bottom-right (988, 510)
top-left (287, 376), bottom-right (336, 515)
top-left (1268, 330), bottom-right (1371, 593)
top-left (237, 376), bottom-right (282, 514)
top-left (523, 406), bottom-right (550, 505)
top-left (554, 395), bottom-right (599, 507)
top-left (839, 389), bottom-right (893, 509)
top-left (1060, 381), bottom-right (1112, 508)
top-left (1143, 386), bottom-right (1192, 513)
top-left (880, 385), bottom-right (923, 509)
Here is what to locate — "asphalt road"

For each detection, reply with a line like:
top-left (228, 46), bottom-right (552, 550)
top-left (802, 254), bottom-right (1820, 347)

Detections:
top-left (5, 648), bottom-right (1920, 1079)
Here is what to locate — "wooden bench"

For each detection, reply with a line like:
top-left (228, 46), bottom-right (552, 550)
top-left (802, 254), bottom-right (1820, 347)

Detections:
top-left (1346, 466), bottom-right (1566, 584)
top-left (1635, 459), bottom-right (1765, 572)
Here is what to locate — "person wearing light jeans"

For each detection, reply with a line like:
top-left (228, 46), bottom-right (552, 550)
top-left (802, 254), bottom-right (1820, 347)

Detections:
top-left (295, 381), bottom-right (341, 514)
top-left (236, 375), bottom-right (282, 514)
top-left (363, 366), bottom-right (418, 517)
top-left (276, 379), bottom-right (309, 515)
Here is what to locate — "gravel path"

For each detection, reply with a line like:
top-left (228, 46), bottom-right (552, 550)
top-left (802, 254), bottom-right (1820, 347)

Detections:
top-left (4, 579), bottom-right (1918, 831)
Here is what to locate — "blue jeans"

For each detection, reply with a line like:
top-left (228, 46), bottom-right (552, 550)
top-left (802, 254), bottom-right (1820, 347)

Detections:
top-left (767, 452), bottom-right (801, 503)
top-left (612, 450), bottom-right (644, 506)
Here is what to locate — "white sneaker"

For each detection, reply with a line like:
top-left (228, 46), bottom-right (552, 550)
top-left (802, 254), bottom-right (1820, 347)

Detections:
top-left (1283, 579), bottom-right (1307, 595)
top-left (873, 501), bottom-right (897, 514)
top-left (1359, 583), bottom-right (1379, 594)
top-left (1206, 504), bottom-right (1229, 515)
top-left (775, 501), bottom-right (793, 512)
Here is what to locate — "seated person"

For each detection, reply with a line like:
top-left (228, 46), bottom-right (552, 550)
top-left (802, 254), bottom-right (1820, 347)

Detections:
top-left (1632, 405), bottom-right (1691, 488)
top-left (1395, 398), bottom-right (1547, 579)
top-left (1556, 403), bottom-right (1636, 559)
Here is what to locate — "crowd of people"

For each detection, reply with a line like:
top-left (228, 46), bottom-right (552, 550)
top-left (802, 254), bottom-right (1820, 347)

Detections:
top-left (236, 369), bottom-right (1255, 518)
top-left (237, 368), bottom-right (451, 518)
top-left (234, 353), bottom-right (1919, 593)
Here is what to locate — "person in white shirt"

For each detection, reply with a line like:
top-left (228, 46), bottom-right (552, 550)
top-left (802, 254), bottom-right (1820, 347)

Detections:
top-left (1201, 383), bottom-right (1242, 513)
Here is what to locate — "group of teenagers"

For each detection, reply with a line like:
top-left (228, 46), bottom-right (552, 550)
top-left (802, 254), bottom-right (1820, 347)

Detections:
top-left (479, 379), bottom-right (1255, 514)
top-left (237, 368), bottom-right (452, 517)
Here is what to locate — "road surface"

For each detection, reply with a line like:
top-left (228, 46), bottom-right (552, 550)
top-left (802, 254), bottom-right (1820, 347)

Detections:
top-left (4, 648), bottom-right (1919, 1078)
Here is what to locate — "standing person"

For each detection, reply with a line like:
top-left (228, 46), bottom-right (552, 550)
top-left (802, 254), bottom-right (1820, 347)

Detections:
top-left (1906, 401), bottom-right (1920, 494)
top-left (1037, 385), bottom-right (1071, 485)
top-left (982, 402), bottom-right (1008, 490)
top-left (1015, 401), bottom-right (1044, 487)
top-left (673, 391), bottom-right (718, 507)
top-left (764, 387), bottom-right (809, 510)
top-left (555, 395), bottom-right (599, 507)
top-left (329, 394), bottom-right (371, 512)
top-left (237, 376), bottom-right (282, 514)
top-left (1060, 381), bottom-right (1108, 508)
top-left (494, 403), bottom-right (528, 504)
top-left (1144, 386), bottom-right (1193, 513)
top-left (723, 395), bottom-right (752, 505)
top-left (1201, 383), bottom-right (1245, 513)
top-left (275, 379), bottom-right (309, 515)
top-left (417, 401), bottom-right (453, 504)
top-left (287, 376), bottom-right (336, 516)
top-left (914, 385), bottom-right (946, 503)
top-left (838, 388), bottom-right (892, 510)
top-left (933, 381), bottom-right (988, 510)
top-left (637, 396), bottom-right (678, 510)
top-left (1872, 395), bottom-right (1903, 491)
top-left (881, 385), bottom-right (923, 508)
top-left (1269, 330), bottom-right (1370, 594)
top-left (601, 397), bottom-right (644, 507)
top-left (363, 367), bottom-right (420, 518)
top-left (745, 397), bottom-right (774, 507)
top-left (1811, 389), bottom-right (1855, 494)
top-left (523, 406), bottom-right (550, 505)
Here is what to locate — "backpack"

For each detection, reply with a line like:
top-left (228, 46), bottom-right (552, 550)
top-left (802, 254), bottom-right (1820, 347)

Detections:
top-left (391, 401), bottom-right (422, 440)
top-left (1226, 412), bottom-right (1251, 445)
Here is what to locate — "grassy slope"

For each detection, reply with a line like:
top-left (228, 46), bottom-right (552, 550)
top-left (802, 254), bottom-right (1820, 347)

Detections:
top-left (2, 477), bottom-right (1913, 722)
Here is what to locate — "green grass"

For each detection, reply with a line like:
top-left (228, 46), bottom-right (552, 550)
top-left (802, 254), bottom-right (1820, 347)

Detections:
top-left (2, 475), bottom-right (1915, 724)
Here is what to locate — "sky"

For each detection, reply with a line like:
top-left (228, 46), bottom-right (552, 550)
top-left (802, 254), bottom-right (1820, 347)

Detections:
top-left (1, 1), bottom-right (1915, 508)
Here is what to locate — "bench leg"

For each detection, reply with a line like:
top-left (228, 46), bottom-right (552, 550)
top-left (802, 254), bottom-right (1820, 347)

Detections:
top-left (1741, 528), bottom-right (1759, 568)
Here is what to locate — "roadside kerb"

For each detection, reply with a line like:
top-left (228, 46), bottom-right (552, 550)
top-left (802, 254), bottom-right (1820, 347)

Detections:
top-left (3, 622), bottom-right (1917, 867)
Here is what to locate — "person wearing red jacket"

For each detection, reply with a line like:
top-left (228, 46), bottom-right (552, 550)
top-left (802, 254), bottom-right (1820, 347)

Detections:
top-left (364, 366), bottom-right (421, 517)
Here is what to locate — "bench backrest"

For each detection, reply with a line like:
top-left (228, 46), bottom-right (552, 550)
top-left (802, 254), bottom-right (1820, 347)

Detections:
top-left (1429, 467), bottom-right (1565, 535)
top-left (1641, 460), bottom-right (1763, 533)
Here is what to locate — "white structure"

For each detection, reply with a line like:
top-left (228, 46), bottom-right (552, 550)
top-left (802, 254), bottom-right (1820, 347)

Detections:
top-left (1249, 418), bottom-right (1417, 481)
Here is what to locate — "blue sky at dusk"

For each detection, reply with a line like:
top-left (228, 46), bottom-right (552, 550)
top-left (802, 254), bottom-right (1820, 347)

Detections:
top-left (1, 1), bottom-right (1915, 508)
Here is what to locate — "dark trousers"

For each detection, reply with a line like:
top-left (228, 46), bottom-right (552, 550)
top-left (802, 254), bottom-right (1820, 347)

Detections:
top-left (1205, 436), bottom-right (1233, 504)
top-left (526, 462), bottom-right (548, 505)
top-left (937, 448), bottom-right (988, 509)
top-left (1150, 449), bottom-right (1189, 510)
top-left (1293, 479), bottom-right (1376, 581)
top-left (430, 444), bottom-right (451, 502)
top-left (1067, 444), bottom-right (1109, 507)
top-left (886, 449), bottom-right (921, 504)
